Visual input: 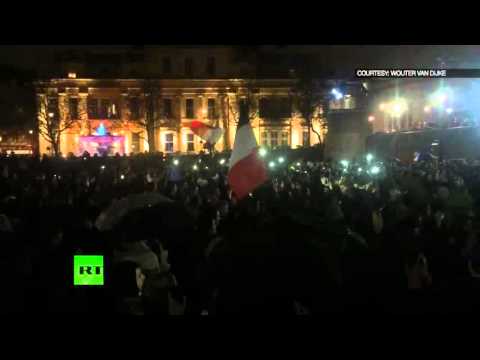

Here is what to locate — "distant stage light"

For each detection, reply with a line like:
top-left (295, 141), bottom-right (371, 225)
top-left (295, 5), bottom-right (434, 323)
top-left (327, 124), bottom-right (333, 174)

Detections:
top-left (368, 115), bottom-right (375, 122)
top-left (193, 165), bottom-right (198, 170)
top-left (205, 166), bottom-right (209, 170)
top-left (296, 162), bottom-right (301, 166)
top-left (259, 148), bottom-right (267, 157)
top-left (340, 160), bottom-right (349, 168)
top-left (358, 168), bottom-right (363, 173)
top-left (269, 161), bottom-right (276, 168)
top-left (100, 165), bottom-right (105, 170)
top-left (120, 174), bottom-right (125, 180)
top-left (278, 157), bottom-right (285, 163)
top-left (431, 89), bottom-right (450, 107)
top-left (219, 158), bottom-right (226, 165)
top-left (446, 107), bottom-right (453, 114)
top-left (366, 153), bottom-right (374, 162)
top-left (173, 159), bottom-right (179, 166)
top-left (370, 166), bottom-right (380, 175)
top-left (331, 88), bottom-right (343, 100)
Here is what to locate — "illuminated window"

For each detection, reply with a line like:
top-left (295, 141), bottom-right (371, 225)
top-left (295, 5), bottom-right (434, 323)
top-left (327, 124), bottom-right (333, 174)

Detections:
top-left (329, 96), bottom-right (355, 110)
top-left (88, 98), bottom-right (119, 119)
top-left (186, 99), bottom-right (194, 119)
top-left (165, 133), bottom-right (174, 153)
top-left (129, 97), bottom-right (140, 120)
top-left (47, 97), bottom-right (58, 119)
top-left (303, 129), bottom-right (309, 146)
top-left (261, 130), bottom-right (284, 148)
top-left (186, 133), bottom-right (195, 152)
top-left (132, 132), bottom-right (141, 152)
top-left (270, 132), bottom-right (278, 148)
top-left (261, 131), bottom-right (268, 146)
top-left (208, 98), bottom-right (216, 118)
top-left (69, 98), bottom-right (78, 119)
top-left (163, 99), bottom-right (172, 118)
top-left (259, 98), bottom-right (291, 118)
top-left (281, 131), bottom-right (289, 146)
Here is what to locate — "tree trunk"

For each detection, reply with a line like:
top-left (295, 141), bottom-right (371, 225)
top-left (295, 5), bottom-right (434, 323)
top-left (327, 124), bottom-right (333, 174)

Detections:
top-left (224, 97), bottom-right (231, 151)
top-left (52, 138), bottom-right (60, 156)
top-left (147, 123), bottom-right (156, 153)
top-left (144, 83), bottom-right (157, 153)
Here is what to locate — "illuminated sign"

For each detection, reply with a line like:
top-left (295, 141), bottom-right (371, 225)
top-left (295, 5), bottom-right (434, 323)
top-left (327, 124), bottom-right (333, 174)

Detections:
top-left (74, 255), bottom-right (104, 286)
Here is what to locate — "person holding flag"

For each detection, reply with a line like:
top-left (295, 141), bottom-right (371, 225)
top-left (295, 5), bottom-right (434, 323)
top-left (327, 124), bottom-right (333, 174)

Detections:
top-left (227, 100), bottom-right (268, 201)
top-left (189, 121), bottom-right (224, 155)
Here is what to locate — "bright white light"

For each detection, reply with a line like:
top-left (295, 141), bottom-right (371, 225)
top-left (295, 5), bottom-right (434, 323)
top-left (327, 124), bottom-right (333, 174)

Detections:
top-left (368, 115), bottom-right (375, 122)
top-left (101, 165), bottom-right (105, 170)
top-left (173, 159), bottom-right (179, 166)
top-left (379, 103), bottom-right (386, 111)
top-left (205, 166), bottom-right (209, 170)
top-left (388, 99), bottom-right (407, 117)
top-left (120, 174), bottom-right (125, 180)
top-left (331, 88), bottom-right (343, 100)
top-left (340, 160), bottom-right (349, 168)
top-left (193, 165), bottom-right (198, 170)
top-left (219, 159), bottom-right (226, 165)
top-left (358, 168), bottom-right (363, 173)
top-left (446, 108), bottom-right (453, 114)
top-left (431, 90), bottom-right (449, 106)
top-left (424, 106), bottom-right (431, 113)
top-left (28, 130), bottom-right (33, 134)
top-left (278, 157), bottom-right (285, 163)
top-left (370, 166), bottom-right (380, 175)
top-left (366, 153), bottom-right (373, 162)
top-left (296, 162), bottom-right (301, 166)
top-left (269, 161), bottom-right (276, 168)
top-left (259, 148), bottom-right (267, 157)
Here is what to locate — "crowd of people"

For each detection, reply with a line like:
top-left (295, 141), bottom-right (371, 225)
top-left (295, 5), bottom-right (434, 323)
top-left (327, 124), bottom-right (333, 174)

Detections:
top-left (1, 148), bottom-right (480, 314)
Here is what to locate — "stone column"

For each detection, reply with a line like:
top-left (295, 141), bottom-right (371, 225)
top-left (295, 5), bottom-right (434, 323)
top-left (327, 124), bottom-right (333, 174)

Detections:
top-left (175, 95), bottom-right (182, 152)
top-left (78, 94), bottom-right (89, 135)
top-left (197, 94), bottom-right (204, 120)
top-left (57, 93), bottom-right (68, 155)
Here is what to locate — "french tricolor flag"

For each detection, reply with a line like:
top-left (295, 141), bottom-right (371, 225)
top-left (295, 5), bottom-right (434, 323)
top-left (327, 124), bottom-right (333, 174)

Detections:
top-left (190, 120), bottom-right (224, 145)
top-left (227, 101), bottom-right (268, 200)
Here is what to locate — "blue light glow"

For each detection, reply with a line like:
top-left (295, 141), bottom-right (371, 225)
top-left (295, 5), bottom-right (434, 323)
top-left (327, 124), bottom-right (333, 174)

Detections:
top-left (96, 123), bottom-right (107, 136)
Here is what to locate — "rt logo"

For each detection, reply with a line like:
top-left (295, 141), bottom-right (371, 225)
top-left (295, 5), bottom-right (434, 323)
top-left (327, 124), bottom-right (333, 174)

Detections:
top-left (74, 255), bottom-right (104, 286)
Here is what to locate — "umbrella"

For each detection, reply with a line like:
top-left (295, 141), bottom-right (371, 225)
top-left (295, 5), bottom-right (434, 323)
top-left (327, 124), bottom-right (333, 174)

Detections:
top-left (95, 192), bottom-right (173, 231)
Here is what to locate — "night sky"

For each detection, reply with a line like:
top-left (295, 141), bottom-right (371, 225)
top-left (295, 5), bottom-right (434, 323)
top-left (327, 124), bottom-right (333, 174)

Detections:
top-left (0, 45), bottom-right (479, 72)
